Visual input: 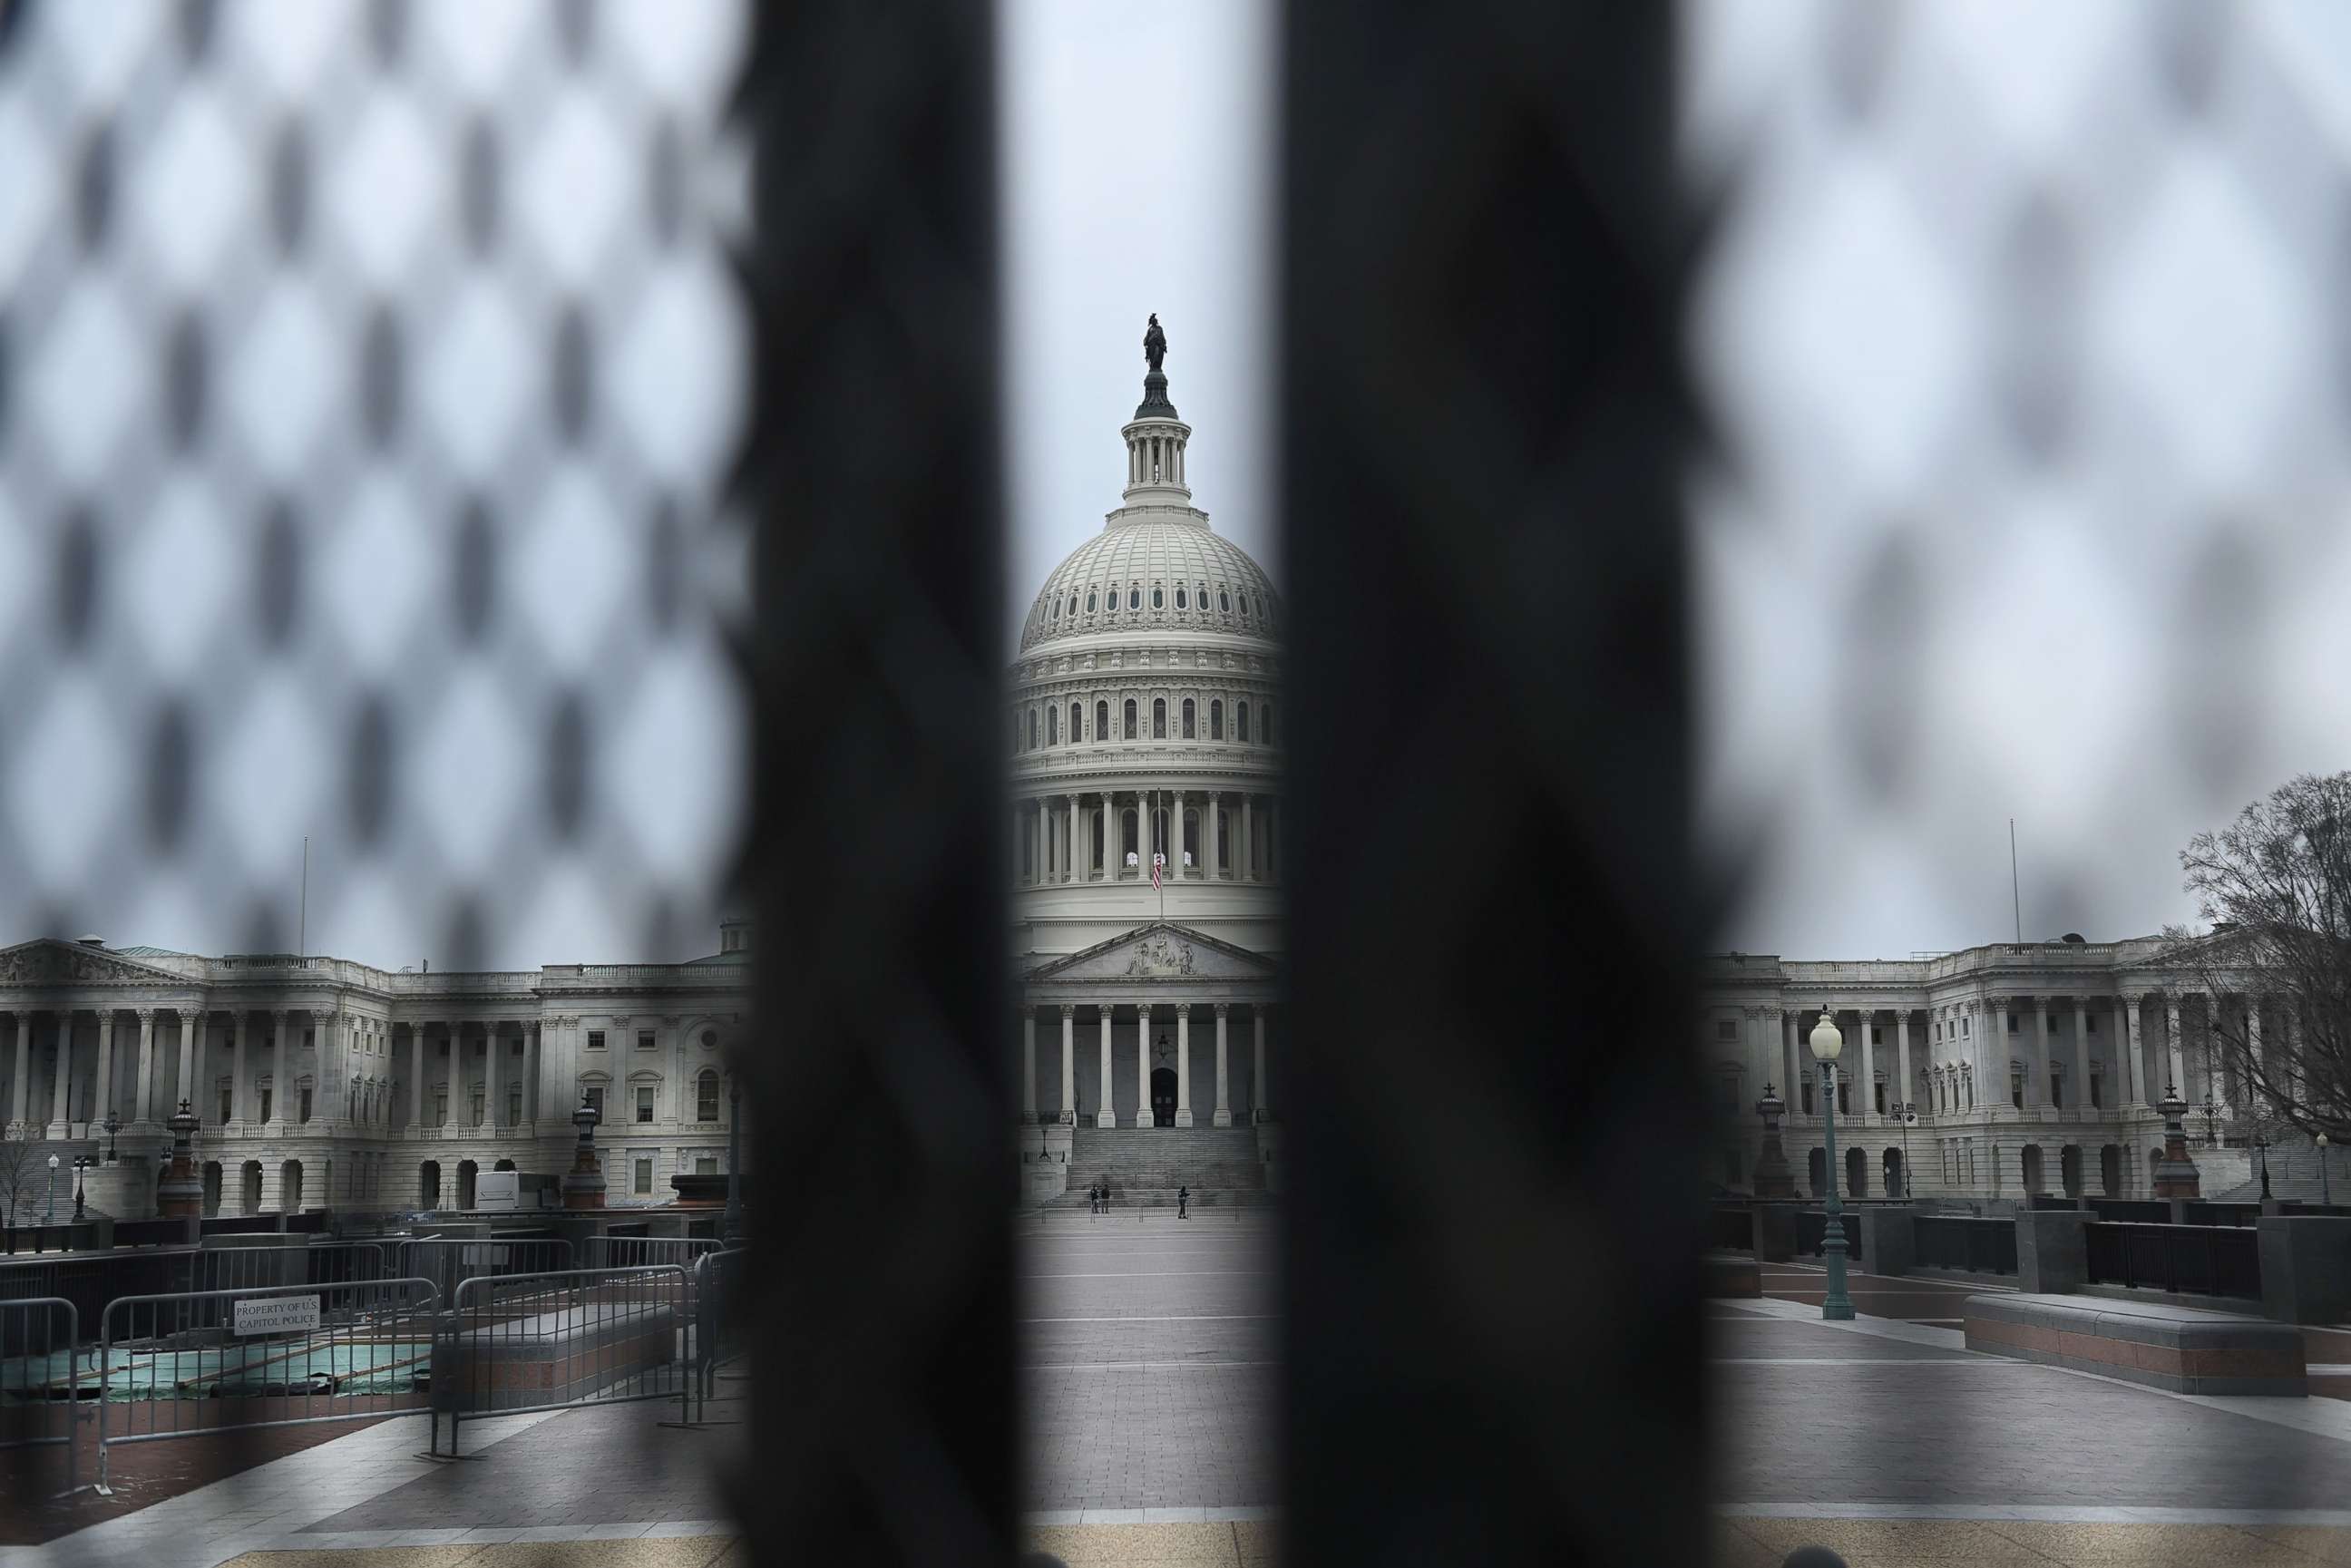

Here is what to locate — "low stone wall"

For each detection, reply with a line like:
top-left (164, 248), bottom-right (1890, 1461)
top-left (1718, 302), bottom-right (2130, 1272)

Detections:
top-left (1704, 1251), bottom-right (1761, 1298)
top-left (431, 1300), bottom-right (678, 1412)
top-left (1964, 1292), bottom-right (2306, 1397)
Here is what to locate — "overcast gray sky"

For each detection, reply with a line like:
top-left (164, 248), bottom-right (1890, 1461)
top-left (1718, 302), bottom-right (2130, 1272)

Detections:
top-left (998, 0), bottom-right (1281, 649)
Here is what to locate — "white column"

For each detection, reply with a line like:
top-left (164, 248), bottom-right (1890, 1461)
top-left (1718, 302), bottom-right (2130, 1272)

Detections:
top-left (2166, 995), bottom-right (2185, 1096)
top-left (1855, 1007), bottom-right (1875, 1121)
top-left (1783, 1012), bottom-right (1801, 1109)
top-left (409, 1024), bottom-right (426, 1132)
top-left (1253, 1007), bottom-right (1269, 1117)
top-left (134, 1008), bottom-right (157, 1123)
top-left (1038, 799), bottom-right (1050, 883)
top-left (1208, 792), bottom-right (1222, 881)
top-left (1174, 789), bottom-right (1187, 878)
top-left (1059, 1005), bottom-right (1076, 1125)
top-left (1021, 1007), bottom-right (1038, 1125)
top-left (2247, 999), bottom-right (2265, 1113)
top-left (1098, 792), bottom-right (1112, 879)
top-left (316, 1008), bottom-right (337, 1126)
top-left (2073, 997), bottom-right (2092, 1115)
top-left (268, 1009), bottom-right (288, 1127)
top-left (1096, 1007), bottom-right (1115, 1127)
top-left (525, 1020), bottom-right (541, 1125)
top-left (93, 1011), bottom-right (115, 1129)
top-left (1066, 794), bottom-right (1079, 884)
top-left (2031, 997), bottom-right (2053, 1108)
top-left (8, 1014), bottom-right (27, 1132)
top-left (1213, 1002), bottom-right (1232, 1126)
top-left (1175, 1004), bottom-right (1193, 1125)
top-left (2123, 997), bottom-right (2144, 1106)
top-left (1241, 795), bottom-right (1254, 881)
top-left (484, 1021), bottom-right (500, 1128)
top-left (1135, 1003), bottom-right (1153, 1127)
top-left (1895, 1010), bottom-right (1912, 1120)
top-left (48, 1011), bottom-right (72, 1132)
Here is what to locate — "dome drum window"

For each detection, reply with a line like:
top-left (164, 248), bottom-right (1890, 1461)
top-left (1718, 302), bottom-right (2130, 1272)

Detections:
top-left (1128, 588), bottom-right (1140, 611)
top-left (1176, 587), bottom-right (1187, 609)
top-left (1181, 698), bottom-right (1195, 739)
top-left (1151, 585), bottom-right (1165, 609)
top-left (1210, 699), bottom-right (1224, 739)
top-left (1095, 699), bottom-right (1108, 740)
top-left (1219, 590), bottom-right (1231, 613)
top-left (1153, 699), bottom-right (1167, 739)
top-left (1123, 698), bottom-right (1137, 739)
top-left (1086, 591), bottom-right (1097, 613)
top-left (1236, 701), bottom-right (1250, 744)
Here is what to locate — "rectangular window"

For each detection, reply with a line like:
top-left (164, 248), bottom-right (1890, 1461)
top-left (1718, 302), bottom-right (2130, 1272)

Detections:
top-left (2007, 1013), bottom-right (2018, 1034)
top-left (1800, 1077), bottom-right (1814, 1115)
top-left (2090, 1074), bottom-right (2103, 1110)
top-left (471, 1089), bottom-right (484, 1126)
top-left (1870, 1026), bottom-right (1882, 1046)
top-left (219, 1088), bottom-right (232, 1125)
top-left (1935, 1021), bottom-right (1943, 1041)
top-left (638, 1031), bottom-right (656, 1051)
top-left (303, 1028), bottom-right (315, 1050)
top-left (2049, 1072), bottom-right (2062, 1109)
top-left (585, 1086), bottom-right (605, 1117)
top-left (259, 1087), bottom-right (273, 1123)
top-left (1715, 1019), bottom-right (1738, 1041)
top-left (695, 1155), bottom-right (718, 1176)
top-left (1873, 1082), bottom-right (1885, 1115)
top-left (588, 1030), bottom-right (606, 1050)
top-left (508, 1088), bottom-right (522, 1125)
top-left (637, 1086), bottom-right (656, 1124)
top-left (298, 1086), bottom-right (312, 1123)
top-left (2011, 1073), bottom-right (2024, 1109)
top-left (698, 1079), bottom-right (719, 1122)
top-left (1964, 1018), bottom-right (1970, 1037)
top-left (2086, 1015), bottom-right (2097, 1034)
top-left (633, 1158), bottom-right (653, 1196)
top-left (1836, 1079), bottom-right (1850, 1115)
top-left (438, 1040), bottom-right (449, 1056)
top-left (434, 1089), bottom-right (449, 1126)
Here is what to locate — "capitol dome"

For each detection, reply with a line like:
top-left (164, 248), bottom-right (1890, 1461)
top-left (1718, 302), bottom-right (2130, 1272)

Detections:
top-left (1007, 324), bottom-right (1283, 965)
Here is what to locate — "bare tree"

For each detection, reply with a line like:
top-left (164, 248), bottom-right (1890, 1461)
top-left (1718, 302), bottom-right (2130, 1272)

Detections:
top-left (2161, 771), bottom-right (2351, 1142)
top-left (0, 1127), bottom-right (41, 1228)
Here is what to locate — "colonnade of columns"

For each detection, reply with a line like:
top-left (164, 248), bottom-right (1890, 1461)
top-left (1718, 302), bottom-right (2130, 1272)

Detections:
top-left (1018, 999), bottom-right (1271, 1129)
top-left (0, 1005), bottom-right (214, 1135)
top-left (1761, 989), bottom-right (2305, 1132)
top-left (400, 1020), bottom-right (544, 1134)
top-left (1012, 790), bottom-right (1277, 887)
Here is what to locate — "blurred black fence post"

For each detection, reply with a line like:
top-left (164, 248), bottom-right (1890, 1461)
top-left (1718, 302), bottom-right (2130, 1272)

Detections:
top-left (736, 4), bottom-right (1013, 1563)
top-left (1279, 1), bottom-right (1707, 1563)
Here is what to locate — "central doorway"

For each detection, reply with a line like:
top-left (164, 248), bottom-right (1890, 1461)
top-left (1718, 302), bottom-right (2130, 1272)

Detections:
top-left (1151, 1067), bottom-right (1176, 1127)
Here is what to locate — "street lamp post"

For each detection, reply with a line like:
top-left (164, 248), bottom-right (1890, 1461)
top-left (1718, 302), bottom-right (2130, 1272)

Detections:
top-left (2321, 1133), bottom-right (2333, 1208)
top-left (2200, 1096), bottom-right (2220, 1149)
top-left (103, 1111), bottom-right (120, 1164)
top-left (1895, 1102), bottom-right (1916, 1199)
top-left (72, 1156), bottom-right (89, 1221)
top-left (2256, 1135), bottom-right (2271, 1201)
top-left (1809, 1009), bottom-right (1855, 1321)
top-left (44, 1154), bottom-right (58, 1225)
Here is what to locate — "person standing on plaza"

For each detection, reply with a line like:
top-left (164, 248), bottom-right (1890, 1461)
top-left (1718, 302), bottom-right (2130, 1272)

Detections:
top-left (1177, 1183), bottom-right (1189, 1220)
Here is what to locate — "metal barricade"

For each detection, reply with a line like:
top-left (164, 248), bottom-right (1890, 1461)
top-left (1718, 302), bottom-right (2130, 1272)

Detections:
top-left (0, 1297), bottom-right (87, 1499)
top-left (186, 1242), bottom-right (392, 1295)
top-left (585, 1235), bottom-right (724, 1271)
top-left (95, 1276), bottom-right (441, 1494)
top-left (690, 1248), bottom-right (746, 1421)
top-left (395, 1237), bottom-right (574, 1306)
top-left (432, 1266), bottom-right (690, 1456)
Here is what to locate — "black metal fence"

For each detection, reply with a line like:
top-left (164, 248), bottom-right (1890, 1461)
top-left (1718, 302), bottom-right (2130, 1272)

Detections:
top-left (432, 1266), bottom-right (692, 1455)
top-left (1913, 1217), bottom-right (2018, 1276)
top-left (2087, 1200), bottom-right (2171, 1223)
top-left (2084, 1222), bottom-right (2261, 1300)
top-left (1, 1222), bottom-right (102, 1255)
top-left (2181, 1203), bottom-right (2265, 1228)
top-left (393, 1238), bottom-right (575, 1308)
top-left (691, 1248), bottom-right (746, 1422)
top-left (0, 1297), bottom-right (84, 1501)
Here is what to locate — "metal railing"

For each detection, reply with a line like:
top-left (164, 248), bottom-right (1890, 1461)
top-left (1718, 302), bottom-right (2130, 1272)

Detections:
top-left (95, 1276), bottom-right (442, 1494)
top-left (2084, 1222), bottom-right (2261, 1300)
top-left (585, 1235), bottom-right (725, 1271)
top-left (0, 1297), bottom-right (87, 1499)
top-left (2088, 1199), bottom-right (2171, 1223)
top-left (690, 1248), bottom-right (746, 1422)
top-left (1912, 1216), bottom-right (2018, 1276)
top-left (186, 1243), bottom-right (392, 1296)
top-left (394, 1237), bottom-right (574, 1306)
top-left (431, 1265), bottom-right (691, 1455)
top-left (2, 1222), bottom-right (102, 1255)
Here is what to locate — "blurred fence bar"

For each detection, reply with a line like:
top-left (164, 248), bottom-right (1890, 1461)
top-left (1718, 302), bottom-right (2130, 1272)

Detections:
top-left (1277, 1), bottom-right (1707, 1563)
top-left (737, 2), bottom-right (1014, 1562)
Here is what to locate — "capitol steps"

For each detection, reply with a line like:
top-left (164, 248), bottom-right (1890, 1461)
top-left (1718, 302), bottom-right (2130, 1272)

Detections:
top-left (1053, 1125), bottom-right (1269, 1207)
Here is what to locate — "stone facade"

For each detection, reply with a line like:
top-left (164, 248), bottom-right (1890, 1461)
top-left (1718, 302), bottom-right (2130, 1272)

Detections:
top-left (1704, 937), bottom-right (2297, 1203)
top-left (0, 921), bottom-right (750, 1219)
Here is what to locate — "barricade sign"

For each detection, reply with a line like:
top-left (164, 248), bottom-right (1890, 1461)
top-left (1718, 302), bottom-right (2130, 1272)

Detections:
top-left (233, 1293), bottom-right (321, 1336)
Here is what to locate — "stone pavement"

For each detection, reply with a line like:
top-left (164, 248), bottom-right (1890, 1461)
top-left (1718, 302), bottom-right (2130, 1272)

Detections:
top-left (1020, 1213), bottom-right (1279, 1519)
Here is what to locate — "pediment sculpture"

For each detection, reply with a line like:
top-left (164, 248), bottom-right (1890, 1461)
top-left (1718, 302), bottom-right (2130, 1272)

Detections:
top-left (0, 943), bottom-right (171, 988)
top-left (1123, 933), bottom-right (1195, 978)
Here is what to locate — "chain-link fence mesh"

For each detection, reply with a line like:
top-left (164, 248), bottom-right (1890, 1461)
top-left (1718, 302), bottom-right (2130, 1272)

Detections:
top-left (0, 0), bottom-right (747, 970)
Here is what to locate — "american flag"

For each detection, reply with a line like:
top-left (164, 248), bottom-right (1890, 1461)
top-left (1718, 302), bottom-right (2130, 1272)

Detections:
top-left (1151, 852), bottom-right (1166, 891)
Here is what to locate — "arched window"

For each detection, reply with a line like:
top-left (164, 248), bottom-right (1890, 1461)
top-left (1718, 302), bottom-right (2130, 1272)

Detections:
top-left (1238, 593), bottom-right (1251, 617)
top-left (1210, 699), bottom-right (1224, 739)
top-left (1176, 586), bottom-right (1188, 609)
top-left (1262, 702), bottom-right (1275, 745)
top-left (1236, 701), bottom-right (1251, 743)
top-left (1068, 702), bottom-right (1081, 742)
top-left (1123, 698), bottom-right (1137, 739)
top-left (1181, 698), bottom-right (1195, 738)
top-left (1096, 700), bottom-right (1109, 740)
top-left (1049, 598), bottom-right (1058, 620)
top-left (1152, 699), bottom-right (1167, 738)
top-left (1151, 585), bottom-right (1165, 609)
top-left (1219, 590), bottom-right (1231, 613)
top-left (1196, 583), bottom-right (1207, 610)
top-left (1047, 706), bottom-right (1058, 745)
top-left (697, 1069), bottom-right (720, 1123)
top-left (1128, 587), bottom-right (1140, 610)
top-left (1086, 590), bottom-right (1097, 613)
top-left (1027, 709), bottom-right (1038, 749)
top-left (1068, 594), bottom-right (1078, 618)
top-left (1013, 711), bottom-right (1022, 753)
